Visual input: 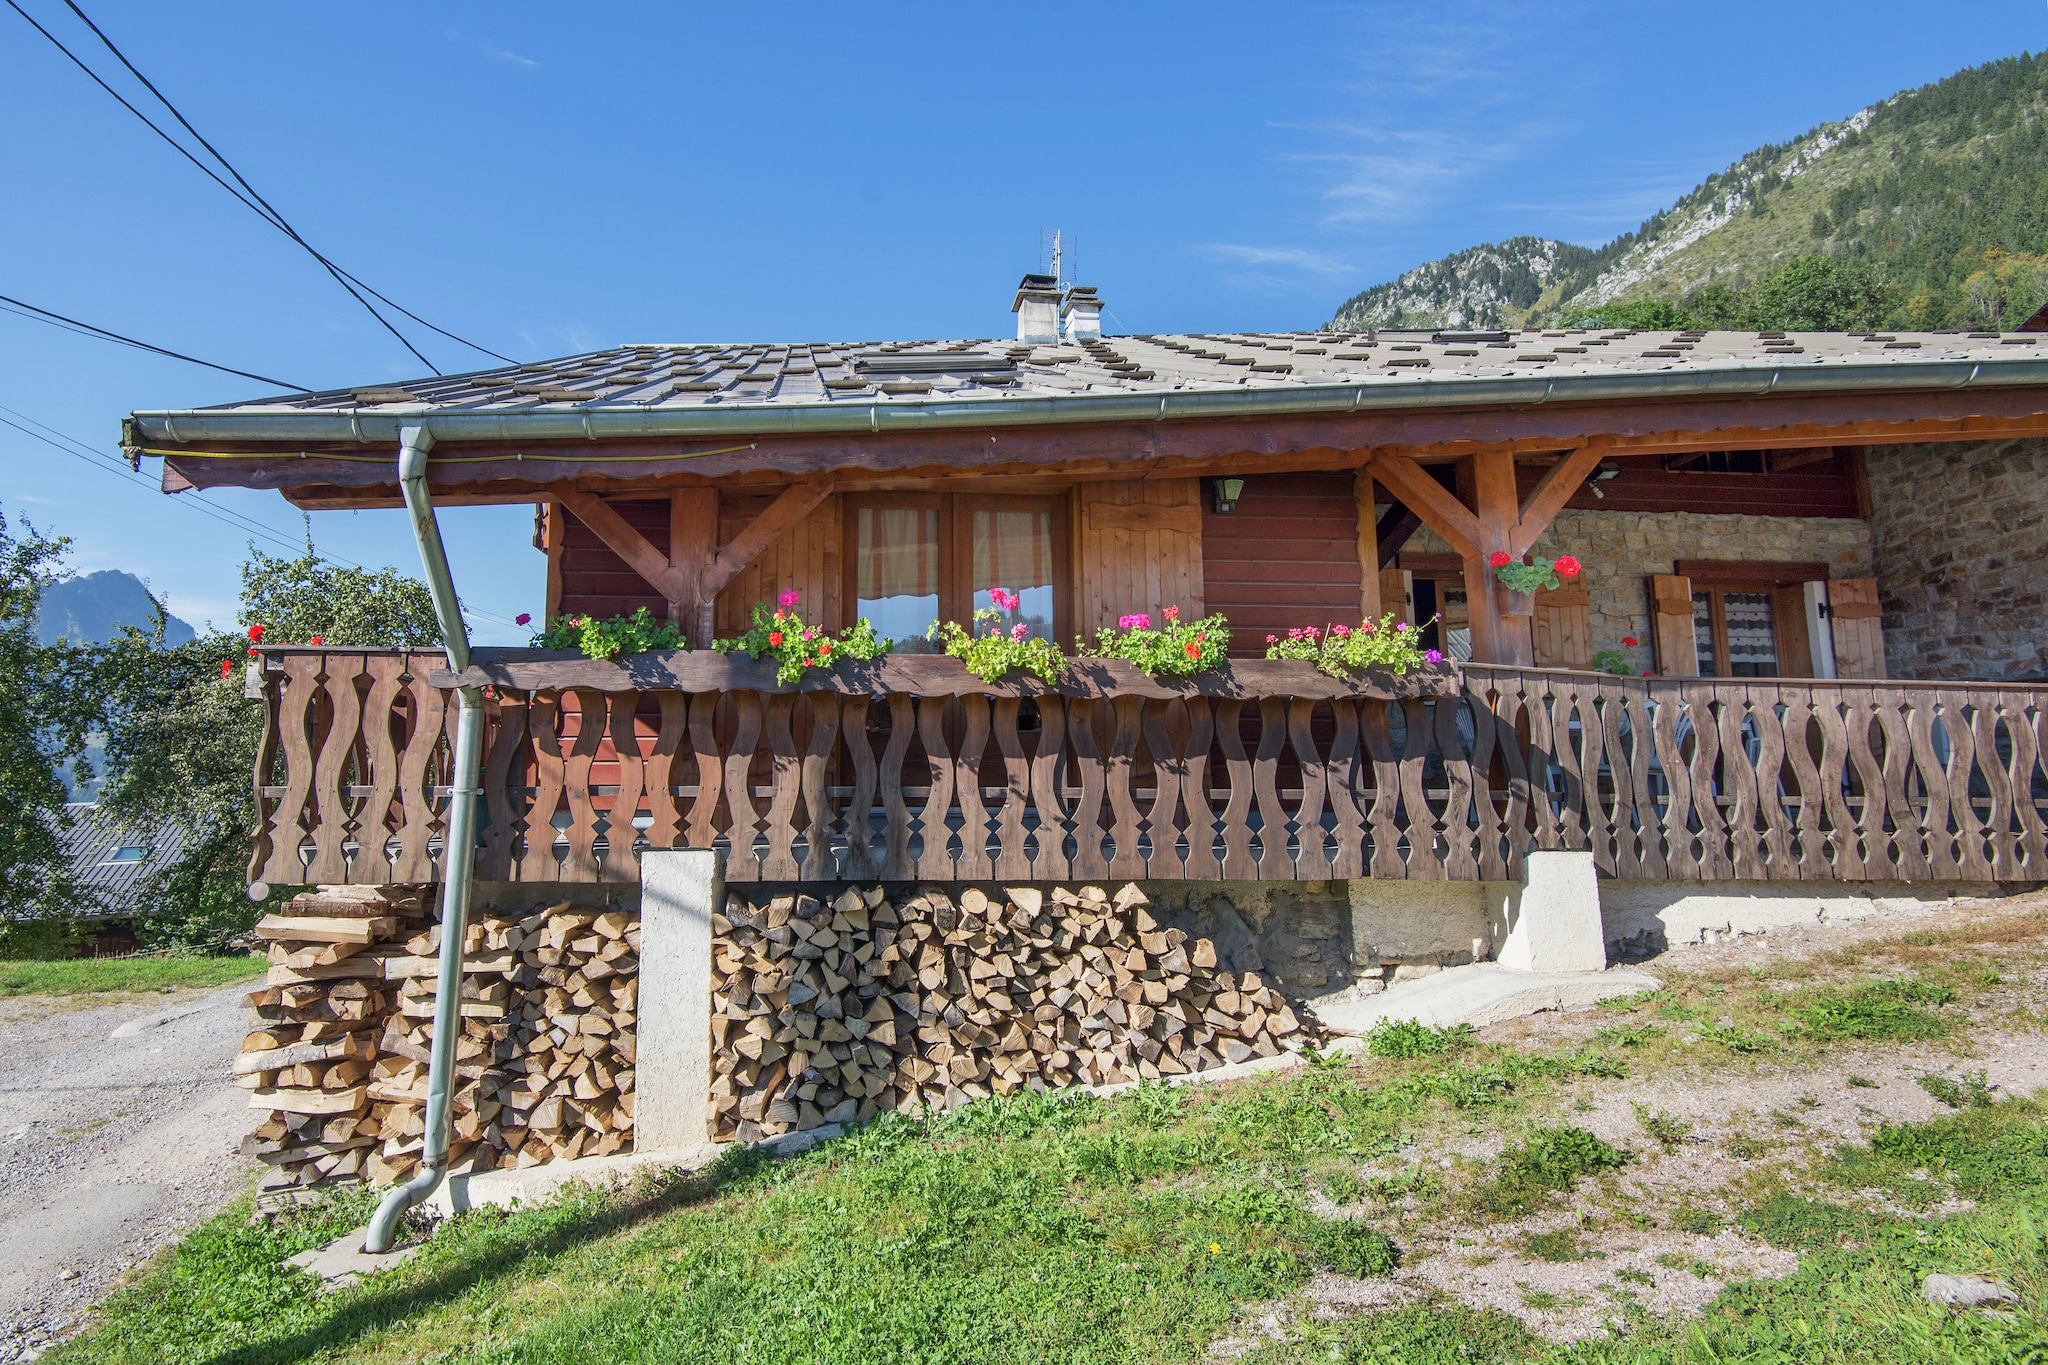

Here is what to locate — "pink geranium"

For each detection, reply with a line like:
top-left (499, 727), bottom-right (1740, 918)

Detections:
top-left (1010, 623), bottom-right (1028, 641)
top-left (778, 589), bottom-right (802, 609)
top-left (1118, 613), bottom-right (1150, 630)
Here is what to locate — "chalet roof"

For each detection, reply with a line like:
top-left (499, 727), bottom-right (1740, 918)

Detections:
top-left (164, 328), bottom-right (2047, 425)
top-left (51, 802), bottom-right (188, 920)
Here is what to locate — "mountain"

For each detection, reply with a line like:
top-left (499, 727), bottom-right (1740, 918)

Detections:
top-left (1326, 51), bottom-right (2048, 333)
top-left (38, 570), bottom-right (196, 646)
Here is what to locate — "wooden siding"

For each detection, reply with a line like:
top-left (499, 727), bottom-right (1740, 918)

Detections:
top-left (1522, 451), bottom-right (1866, 518)
top-left (1077, 479), bottom-right (1204, 632)
top-left (554, 493), bottom-right (843, 632)
top-left (1201, 472), bottom-right (1362, 653)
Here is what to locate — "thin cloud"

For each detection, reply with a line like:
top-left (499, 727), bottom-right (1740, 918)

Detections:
top-left (485, 46), bottom-right (538, 69)
top-left (1197, 244), bottom-right (1355, 276)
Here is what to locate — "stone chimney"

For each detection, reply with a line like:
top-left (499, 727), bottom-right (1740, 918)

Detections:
top-left (1061, 285), bottom-right (1102, 340)
top-left (1012, 274), bottom-right (1061, 344)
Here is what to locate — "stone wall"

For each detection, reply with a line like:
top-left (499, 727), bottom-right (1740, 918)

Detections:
top-left (1864, 436), bottom-right (2048, 681)
top-left (1405, 509), bottom-right (1874, 661)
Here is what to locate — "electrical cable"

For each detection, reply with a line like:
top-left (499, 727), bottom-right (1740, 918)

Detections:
top-left (57, 0), bottom-right (516, 368)
top-left (0, 291), bottom-right (311, 391)
top-left (1, 407), bottom-right (524, 629)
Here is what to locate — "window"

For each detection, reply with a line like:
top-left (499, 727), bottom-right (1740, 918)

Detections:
top-left (843, 493), bottom-right (1068, 652)
top-left (1691, 588), bottom-right (1781, 677)
top-left (100, 845), bottom-right (147, 865)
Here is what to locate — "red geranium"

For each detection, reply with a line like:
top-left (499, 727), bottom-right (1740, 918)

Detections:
top-left (1164, 605), bottom-right (1180, 621)
top-left (1488, 550), bottom-right (1512, 568)
top-left (1184, 641), bottom-right (1200, 659)
top-left (220, 659), bottom-right (233, 678)
top-left (1554, 555), bottom-right (1582, 578)
top-left (1622, 635), bottom-right (1639, 647)
top-left (309, 635), bottom-right (324, 645)
top-left (247, 623), bottom-right (264, 642)
top-left (767, 630), bottom-right (783, 646)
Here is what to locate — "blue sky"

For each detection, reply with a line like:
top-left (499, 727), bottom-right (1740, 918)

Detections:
top-left (3, 1), bottom-right (2043, 642)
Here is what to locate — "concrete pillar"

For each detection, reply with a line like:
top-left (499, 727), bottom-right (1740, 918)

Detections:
top-left (635, 849), bottom-right (721, 1150)
top-left (1494, 851), bottom-right (1606, 974)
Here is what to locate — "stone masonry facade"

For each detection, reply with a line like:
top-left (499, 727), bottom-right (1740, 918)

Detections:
top-left (1406, 509), bottom-right (1875, 665)
top-left (1864, 436), bottom-right (2048, 682)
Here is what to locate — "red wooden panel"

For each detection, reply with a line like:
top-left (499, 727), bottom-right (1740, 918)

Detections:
top-left (1202, 472), bottom-right (1363, 653)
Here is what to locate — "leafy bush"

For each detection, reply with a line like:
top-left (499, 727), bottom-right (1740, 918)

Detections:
top-left (1787, 977), bottom-right (1955, 1041)
top-left (1308, 1220), bottom-right (1400, 1276)
top-left (711, 591), bottom-right (889, 684)
top-left (1365, 1018), bottom-right (1474, 1060)
top-left (1917, 1070), bottom-right (1995, 1110)
top-left (1263, 612), bottom-right (1438, 677)
top-left (928, 591), bottom-right (1067, 684)
top-left (533, 606), bottom-right (685, 659)
top-left (1079, 606), bottom-right (1227, 676)
top-left (1478, 1126), bottom-right (1632, 1214)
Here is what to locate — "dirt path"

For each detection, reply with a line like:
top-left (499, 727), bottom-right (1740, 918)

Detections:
top-left (0, 985), bottom-right (256, 1360)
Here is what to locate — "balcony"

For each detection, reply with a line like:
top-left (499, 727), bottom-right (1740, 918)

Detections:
top-left (248, 649), bottom-right (2048, 888)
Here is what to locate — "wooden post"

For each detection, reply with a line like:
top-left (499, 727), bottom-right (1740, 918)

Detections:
top-left (669, 489), bottom-right (718, 647)
top-left (1458, 452), bottom-right (1534, 667)
top-left (1353, 470), bottom-right (1381, 622)
top-left (539, 502), bottom-right (566, 623)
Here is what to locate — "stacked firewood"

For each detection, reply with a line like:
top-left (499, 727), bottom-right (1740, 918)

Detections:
top-left (235, 890), bottom-right (638, 1194)
top-left (709, 882), bottom-right (1318, 1142)
top-left (238, 886), bottom-right (426, 1198)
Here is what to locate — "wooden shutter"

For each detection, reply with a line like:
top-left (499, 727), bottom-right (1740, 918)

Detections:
top-left (1827, 577), bottom-right (1887, 679)
top-left (1771, 584), bottom-right (1814, 678)
top-left (1648, 574), bottom-right (1699, 677)
top-left (1077, 480), bottom-right (1204, 631)
top-left (1380, 568), bottom-right (1412, 626)
top-left (1532, 575), bottom-right (1592, 669)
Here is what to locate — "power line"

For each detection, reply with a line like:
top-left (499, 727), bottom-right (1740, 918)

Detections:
top-left (0, 406), bottom-right (524, 629)
top-left (0, 291), bottom-right (311, 391)
top-left (7, 0), bottom-right (517, 372)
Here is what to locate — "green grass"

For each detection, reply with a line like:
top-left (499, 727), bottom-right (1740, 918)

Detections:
top-left (0, 953), bottom-right (264, 998)
top-left (1474, 1126), bottom-right (1633, 1217)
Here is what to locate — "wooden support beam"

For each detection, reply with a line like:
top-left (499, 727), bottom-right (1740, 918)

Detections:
top-left (1374, 504), bottom-right (1422, 567)
top-left (553, 488), bottom-right (690, 605)
top-left (1509, 439), bottom-right (1608, 558)
top-left (703, 477), bottom-right (834, 600)
top-left (1353, 470), bottom-right (1381, 622)
top-left (669, 488), bottom-right (718, 646)
top-left (1365, 451), bottom-right (1480, 559)
top-left (1458, 450), bottom-right (1534, 668)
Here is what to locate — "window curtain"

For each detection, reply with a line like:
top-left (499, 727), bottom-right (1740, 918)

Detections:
top-left (971, 509), bottom-right (1052, 592)
top-left (856, 507), bottom-right (939, 599)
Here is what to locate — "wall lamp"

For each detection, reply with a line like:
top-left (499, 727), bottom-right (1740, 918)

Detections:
top-left (1211, 476), bottom-right (1245, 514)
top-left (1586, 461), bottom-right (1623, 499)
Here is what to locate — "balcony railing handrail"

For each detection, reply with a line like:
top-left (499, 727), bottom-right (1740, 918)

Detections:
top-left (246, 648), bottom-right (2048, 889)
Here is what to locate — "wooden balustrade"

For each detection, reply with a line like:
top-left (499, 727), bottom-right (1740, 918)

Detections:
top-left (249, 649), bottom-right (2048, 888)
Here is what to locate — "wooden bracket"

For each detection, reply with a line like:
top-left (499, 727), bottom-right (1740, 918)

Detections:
top-left (1365, 451), bottom-right (1480, 559)
top-left (1509, 439), bottom-right (1609, 558)
top-left (553, 488), bottom-right (691, 604)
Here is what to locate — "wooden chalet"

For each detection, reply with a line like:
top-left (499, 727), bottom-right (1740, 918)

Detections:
top-left (126, 292), bottom-right (2048, 896)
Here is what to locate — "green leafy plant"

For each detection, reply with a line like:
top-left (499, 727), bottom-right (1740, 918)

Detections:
top-left (1477, 1126), bottom-right (1632, 1215)
top-left (1365, 1018), bottom-right (1474, 1060)
top-left (927, 587), bottom-right (1067, 684)
top-left (711, 591), bottom-right (889, 684)
top-left (1262, 612), bottom-right (1440, 677)
top-left (1078, 605), bottom-right (1227, 677)
top-left (1308, 1220), bottom-right (1400, 1277)
top-left (1488, 550), bottom-right (1581, 596)
top-left (1593, 634), bottom-right (1650, 678)
top-left (1917, 1069), bottom-right (1995, 1109)
top-left (1631, 1101), bottom-right (1693, 1147)
top-left (532, 606), bottom-right (685, 660)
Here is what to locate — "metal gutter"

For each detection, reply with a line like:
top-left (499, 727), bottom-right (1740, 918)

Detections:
top-left (126, 357), bottom-right (2048, 449)
top-left (363, 422), bottom-right (485, 1255)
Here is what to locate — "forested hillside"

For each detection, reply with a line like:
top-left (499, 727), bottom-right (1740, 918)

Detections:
top-left (1327, 51), bottom-right (2048, 333)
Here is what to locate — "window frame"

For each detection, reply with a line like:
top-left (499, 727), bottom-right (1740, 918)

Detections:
top-left (1689, 579), bottom-right (1806, 679)
top-left (840, 491), bottom-right (1072, 643)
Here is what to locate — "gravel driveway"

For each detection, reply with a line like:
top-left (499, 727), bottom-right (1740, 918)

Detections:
top-left (0, 984), bottom-right (256, 1360)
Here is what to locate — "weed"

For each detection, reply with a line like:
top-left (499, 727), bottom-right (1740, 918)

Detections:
top-left (1121, 1079), bottom-right (1187, 1128)
top-left (1614, 1267), bottom-right (1655, 1286)
top-left (1307, 1220), bottom-right (1400, 1277)
top-left (1524, 1229), bottom-right (1584, 1262)
top-left (1475, 1126), bottom-right (1632, 1215)
top-left (1364, 1018), bottom-right (1475, 1060)
top-left (1631, 1101), bottom-right (1693, 1147)
top-left (1672, 1207), bottom-right (1726, 1235)
top-left (1595, 1022), bottom-right (1662, 1048)
top-left (1787, 976), bottom-right (1956, 1042)
top-left (1518, 1287), bottom-right (1566, 1310)
top-left (1310, 1164), bottom-right (1364, 1206)
top-left (1917, 1069), bottom-right (1995, 1109)
top-left (1847, 1074), bottom-right (1880, 1089)
top-left (1699, 1022), bottom-right (1774, 1053)
top-left (1797, 1093), bottom-right (1820, 1108)
top-left (1726, 1133), bottom-right (1772, 1161)
top-left (1833, 1097), bottom-right (2048, 1202)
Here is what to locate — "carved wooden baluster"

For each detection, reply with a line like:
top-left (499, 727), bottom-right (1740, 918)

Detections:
top-left (1944, 692), bottom-right (1996, 880)
top-left (721, 691), bottom-right (766, 881)
top-left (603, 690), bottom-right (646, 882)
top-left (348, 655), bottom-right (407, 884)
top-left (1624, 689), bottom-right (1667, 879)
top-left (1873, 689), bottom-right (1927, 879)
top-left (1027, 695), bottom-right (1072, 882)
top-left (1745, 683), bottom-right (1794, 879)
top-left (915, 695), bottom-right (961, 880)
top-left (246, 661), bottom-right (286, 886)
top-left (1838, 687), bottom-right (1890, 878)
top-left (1571, 684), bottom-right (1612, 869)
top-left (2005, 691), bottom-right (2048, 878)
top-left (1434, 695), bottom-right (1479, 882)
top-left (1321, 699), bottom-right (1365, 881)
top-left (391, 671), bottom-right (447, 881)
top-left (683, 693), bottom-right (723, 854)
top-left (643, 692), bottom-right (689, 855)
top-left (1807, 685), bottom-right (1862, 881)
top-left (1902, 688), bottom-right (1957, 878)
top-left (1212, 699), bottom-right (1255, 880)
top-left (878, 693), bottom-right (917, 880)
top-left (758, 693), bottom-right (804, 880)
top-left (557, 689), bottom-right (607, 882)
top-left (1461, 679), bottom-right (1505, 881)
top-left (1066, 698), bottom-right (1109, 880)
top-left (1973, 695), bottom-right (2019, 880)
top-left (1646, 680), bottom-right (1696, 879)
top-left (477, 689), bottom-right (528, 882)
top-left (1250, 697), bottom-right (1291, 879)
top-left (1714, 687), bottom-right (1768, 879)
top-left (1103, 695), bottom-right (1147, 880)
top-left (953, 694), bottom-right (995, 881)
top-left (1179, 697), bottom-right (1221, 880)
top-left (838, 695), bottom-right (879, 879)
top-left (991, 698), bottom-right (1034, 881)
top-left (1682, 686), bottom-right (1731, 880)
top-left (1493, 676), bottom-right (1538, 881)
top-left (1774, 685), bottom-right (1824, 879)
top-left (299, 654), bottom-right (358, 884)
top-left (1395, 698), bottom-right (1442, 878)
top-left (514, 691), bottom-right (566, 881)
top-left (1139, 700), bottom-right (1189, 880)
top-left (1285, 698), bottom-right (1334, 880)
top-left (1522, 674), bottom-right (1567, 853)
top-left (797, 693), bottom-right (844, 881)
top-left (1358, 698), bottom-right (1405, 877)
top-left (1594, 683), bottom-right (1640, 876)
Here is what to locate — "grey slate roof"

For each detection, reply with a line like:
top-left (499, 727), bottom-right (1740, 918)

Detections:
top-left (54, 803), bottom-right (187, 919)
top-left (191, 328), bottom-right (2048, 418)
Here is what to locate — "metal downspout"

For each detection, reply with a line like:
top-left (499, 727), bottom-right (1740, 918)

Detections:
top-left (365, 422), bottom-right (484, 1254)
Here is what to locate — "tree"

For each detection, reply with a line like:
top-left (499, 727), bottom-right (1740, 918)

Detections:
top-left (90, 546), bottom-right (446, 949)
top-left (0, 510), bottom-right (96, 948)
